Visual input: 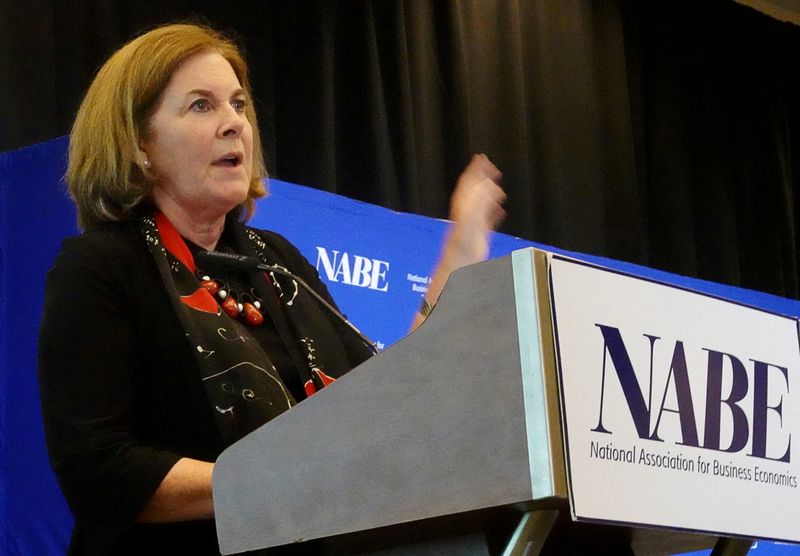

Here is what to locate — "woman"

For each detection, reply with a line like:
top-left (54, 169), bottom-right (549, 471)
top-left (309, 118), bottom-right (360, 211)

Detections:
top-left (38, 23), bottom-right (505, 554)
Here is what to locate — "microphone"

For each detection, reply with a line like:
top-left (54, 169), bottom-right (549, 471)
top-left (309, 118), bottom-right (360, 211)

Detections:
top-left (196, 251), bottom-right (261, 273)
top-left (195, 250), bottom-right (378, 354)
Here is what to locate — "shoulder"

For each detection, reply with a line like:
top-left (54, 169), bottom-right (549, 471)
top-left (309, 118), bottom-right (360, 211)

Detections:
top-left (245, 225), bottom-right (296, 250)
top-left (243, 225), bottom-right (308, 263)
top-left (57, 222), bottom-right (143, 257)
top-left (47, 222), bottom-right (149, 284)
top-left (241, 224), bottom-right (324, 284)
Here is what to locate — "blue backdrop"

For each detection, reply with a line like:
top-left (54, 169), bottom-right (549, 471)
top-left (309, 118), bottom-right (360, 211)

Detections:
top-left (1, 137), bottom-right (798, 554)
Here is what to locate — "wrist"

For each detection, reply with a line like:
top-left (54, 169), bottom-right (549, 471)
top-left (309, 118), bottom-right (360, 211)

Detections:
top-left (440, 224), bottom-right (487, 270)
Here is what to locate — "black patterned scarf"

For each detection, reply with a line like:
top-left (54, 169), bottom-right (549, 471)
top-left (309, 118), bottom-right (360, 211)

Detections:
top-left (140, 212), bottom-right (370, 445)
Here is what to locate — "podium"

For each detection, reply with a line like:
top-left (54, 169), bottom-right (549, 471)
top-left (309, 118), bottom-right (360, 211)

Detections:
top-left (213, 248), bottom-right (797, 554)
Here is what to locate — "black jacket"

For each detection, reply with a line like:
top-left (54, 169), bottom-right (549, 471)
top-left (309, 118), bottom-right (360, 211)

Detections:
top-left (38, 220), bottom-right (371, 555)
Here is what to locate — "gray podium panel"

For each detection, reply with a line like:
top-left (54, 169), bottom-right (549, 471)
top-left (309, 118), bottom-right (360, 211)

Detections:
top-left (213, 254), bottom-right (562, 554)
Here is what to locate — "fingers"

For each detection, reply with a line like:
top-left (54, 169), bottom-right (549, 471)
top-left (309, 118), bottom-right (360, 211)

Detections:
top-left (458, 154), bottom-right (502, 190)
top-left (482, 175), bottom-right (507, 207)
top-left (469, 153), bottom-right (503, 183)
top-left (469, 177), bottom-right (506, 226)
top-left (483, 184), bottom-right (507, 229)
top-left (450, 154), bottom-right (507, 227)
top-left (441, 155), bottom-right (507, 266)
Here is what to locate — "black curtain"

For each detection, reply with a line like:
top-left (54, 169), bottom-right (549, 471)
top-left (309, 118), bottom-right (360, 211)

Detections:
top-left (2, 0), bottom-right (798, 297)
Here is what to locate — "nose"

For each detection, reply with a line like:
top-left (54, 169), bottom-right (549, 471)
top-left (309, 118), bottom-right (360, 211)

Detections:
top-left (219, 106), bottom-right (246, 138)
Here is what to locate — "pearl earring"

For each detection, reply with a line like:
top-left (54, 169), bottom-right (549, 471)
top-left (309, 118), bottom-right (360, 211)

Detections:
top-left (143, 159), bottom-right (151, 169)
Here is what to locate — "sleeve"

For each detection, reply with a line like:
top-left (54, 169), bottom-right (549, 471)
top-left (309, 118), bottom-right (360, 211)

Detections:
top-left (261, 230), bottom-right (374, 368)
top-left (37, 234), bottom-right (182, 526)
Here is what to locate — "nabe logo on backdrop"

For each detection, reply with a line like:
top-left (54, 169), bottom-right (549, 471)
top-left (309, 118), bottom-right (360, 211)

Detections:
top-left (315, 247), bottom-right (390, 292)
top-left (592, 325), bottom-right (793, 473)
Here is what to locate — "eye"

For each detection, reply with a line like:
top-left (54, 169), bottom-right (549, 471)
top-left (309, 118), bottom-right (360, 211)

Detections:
top-left (190, 98), bottom-right (212, 112)
top-left (231, 98), bottom-right (247, 113)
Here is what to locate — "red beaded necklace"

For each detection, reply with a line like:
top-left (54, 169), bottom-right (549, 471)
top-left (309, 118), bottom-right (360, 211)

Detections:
top-left (198, 274), bottom-right (266, 327)
top-left (154, 212), bottom-right (268, 328)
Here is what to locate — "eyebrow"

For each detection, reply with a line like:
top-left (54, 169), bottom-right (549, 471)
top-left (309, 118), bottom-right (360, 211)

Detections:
top-left (185, 88), bottom-right (246, 99)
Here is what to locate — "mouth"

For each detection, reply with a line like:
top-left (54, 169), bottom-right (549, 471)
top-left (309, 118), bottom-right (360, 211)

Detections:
top-left (212, 152), bottom-right (244, 168)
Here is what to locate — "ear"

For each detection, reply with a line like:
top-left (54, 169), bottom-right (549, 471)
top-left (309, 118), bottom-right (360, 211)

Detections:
top-left (136, 149), bottom-right (153, 177)
top-left (137, 150), bottom-right (152, 172)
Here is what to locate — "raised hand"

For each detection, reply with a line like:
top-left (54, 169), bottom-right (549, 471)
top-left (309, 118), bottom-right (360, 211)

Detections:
top-left (411, 154), bottom-right (507, 330)
top-left (447, 153), bottom-right (507, 263)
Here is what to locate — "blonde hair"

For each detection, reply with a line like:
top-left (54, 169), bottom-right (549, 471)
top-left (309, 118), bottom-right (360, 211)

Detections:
top-left (67, 23), bottom-right (267, 229)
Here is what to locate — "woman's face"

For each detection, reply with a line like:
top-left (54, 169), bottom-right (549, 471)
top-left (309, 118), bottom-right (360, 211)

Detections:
top-left (143, 50), bottom-right (254, 221)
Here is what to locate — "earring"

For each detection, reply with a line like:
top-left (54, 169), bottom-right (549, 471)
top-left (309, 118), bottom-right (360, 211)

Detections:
top-left (143, 158), bottom-right (151, 169)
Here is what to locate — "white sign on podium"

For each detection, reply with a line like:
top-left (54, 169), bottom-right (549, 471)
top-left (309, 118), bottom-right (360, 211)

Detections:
top-left (549, 255), bottom-right (800, 542)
